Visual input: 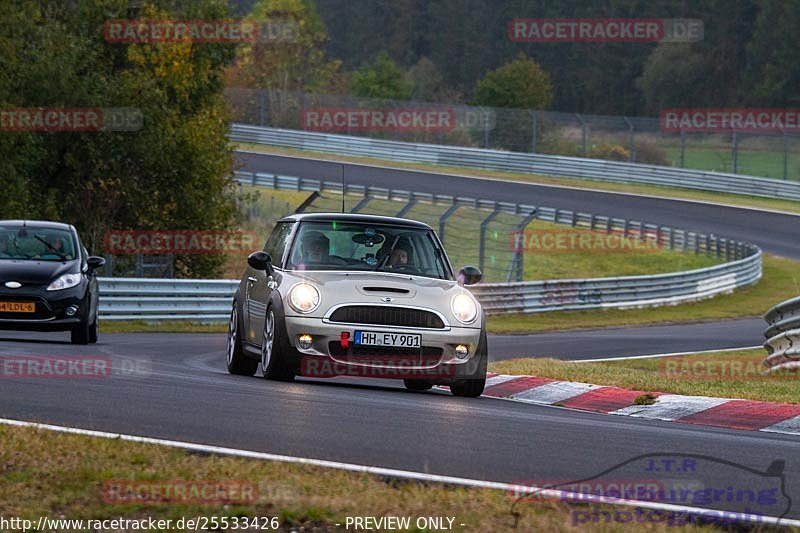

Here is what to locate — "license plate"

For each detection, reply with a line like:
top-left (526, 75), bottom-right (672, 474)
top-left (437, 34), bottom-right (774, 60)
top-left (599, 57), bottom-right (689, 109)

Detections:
top-left (354, 330), bottom-right (421, 348)
top-left (0, 301), bottom-right (35, 313)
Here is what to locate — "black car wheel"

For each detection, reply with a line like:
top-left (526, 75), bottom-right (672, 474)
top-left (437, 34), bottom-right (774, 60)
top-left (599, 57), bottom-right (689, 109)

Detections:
top-left (261, 307), bottom-right (295, 381)
top-left (449, 327), bottom-right (488, 398)
top-left (70, 317), bottom-right (91, 345)
top-left (88, 316), bottom-right (98, 344)
top-left (403, 379), bottom-right (434, 391)
top-left (226, 303), bottom-right (258, 376)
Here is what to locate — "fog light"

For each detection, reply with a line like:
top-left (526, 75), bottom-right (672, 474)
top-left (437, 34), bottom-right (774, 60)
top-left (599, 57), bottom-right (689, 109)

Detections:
top-left (455, 344), bottom-right (469, 359)
top-left (65, 305), bottom-right (79, 317)
top-left (298, 334), bottom-right (313, 350)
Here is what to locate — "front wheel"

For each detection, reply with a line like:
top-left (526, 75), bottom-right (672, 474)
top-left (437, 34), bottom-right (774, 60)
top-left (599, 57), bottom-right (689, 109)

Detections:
top-left (261, 307), bottom-right (295, 381)
top-left (449, 328), bottom-right (488, 398)
top-left (70, 317), bottom-right (91, 345)
top-left (226, 304), bottom-right (258, 376)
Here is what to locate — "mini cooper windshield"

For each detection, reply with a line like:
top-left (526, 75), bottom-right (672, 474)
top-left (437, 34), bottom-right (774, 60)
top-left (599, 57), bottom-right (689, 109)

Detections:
top-left (0, 225), bottom-right (78, 261)
top-left (286, 221), bottom-right (451, 280)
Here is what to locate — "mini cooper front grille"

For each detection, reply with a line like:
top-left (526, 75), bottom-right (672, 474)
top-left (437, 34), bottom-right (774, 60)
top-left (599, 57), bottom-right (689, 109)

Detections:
top-left (328, 306), bottom-right (445, 329)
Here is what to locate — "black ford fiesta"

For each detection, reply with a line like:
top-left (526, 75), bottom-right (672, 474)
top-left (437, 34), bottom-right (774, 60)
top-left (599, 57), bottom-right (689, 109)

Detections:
top-left (0, 220), bottom-right (106, 344)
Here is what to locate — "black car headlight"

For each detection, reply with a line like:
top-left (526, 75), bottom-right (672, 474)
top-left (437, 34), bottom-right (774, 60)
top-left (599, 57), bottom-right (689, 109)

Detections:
top-left (46, 273), bottom-right (82, 291)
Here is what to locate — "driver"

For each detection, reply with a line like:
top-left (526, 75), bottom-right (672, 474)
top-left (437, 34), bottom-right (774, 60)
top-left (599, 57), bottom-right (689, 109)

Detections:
top-left (300, 231), bottom-right (330, 263)
top-left (387, 239), bottom-right (414, 269)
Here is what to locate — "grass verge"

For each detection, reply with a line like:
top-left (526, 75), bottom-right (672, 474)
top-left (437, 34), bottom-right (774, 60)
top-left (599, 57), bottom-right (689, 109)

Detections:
top-left (0, 424), bottom-right (720, 532)
top-left (489, 349), bottom-right (796, 404)
top-left (487, 254), bottom-right (800, 334)
top-left (235, 142), bottom-right (800, 216)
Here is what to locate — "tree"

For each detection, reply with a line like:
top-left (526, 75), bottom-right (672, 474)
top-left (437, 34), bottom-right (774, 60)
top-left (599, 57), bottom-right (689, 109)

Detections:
top-left (635, 44), bottom-right (707, 113)
top-left (406, 57), bottom-right (447, 102)
top-left (350, 51), bottom-right (411, 100)
top-left (227, 0), bottom-right (342, 126)
top-left (0, 0), bottom-right (239, 277)
top-left (473, 52), bottom-right (552, 110)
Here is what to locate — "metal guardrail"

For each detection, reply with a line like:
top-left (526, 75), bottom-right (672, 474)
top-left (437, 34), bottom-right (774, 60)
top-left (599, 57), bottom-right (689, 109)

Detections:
top-left (96, 171), bottom-right (762, 320)
top-left (230, 123), bottom-right (800, 202)
top-left (763, 297), bottom-right (800, 373)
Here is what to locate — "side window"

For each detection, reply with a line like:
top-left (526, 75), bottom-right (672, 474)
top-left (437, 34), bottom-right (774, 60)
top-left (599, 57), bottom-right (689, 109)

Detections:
top-left (263, 222), bottom-right (294, 267)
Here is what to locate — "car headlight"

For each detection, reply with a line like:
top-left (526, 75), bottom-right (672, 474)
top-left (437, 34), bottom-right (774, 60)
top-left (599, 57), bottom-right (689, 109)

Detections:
top-left (46, 273), bottom-right (82, 291)
top-left (288, 283), bottom-right (320, 314)
top-left (451, 293), bottom-right (477, 324)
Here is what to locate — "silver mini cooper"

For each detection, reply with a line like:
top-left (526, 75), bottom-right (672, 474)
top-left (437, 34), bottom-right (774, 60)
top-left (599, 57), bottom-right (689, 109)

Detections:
top-left (226, 213), bottom-right (487, 397)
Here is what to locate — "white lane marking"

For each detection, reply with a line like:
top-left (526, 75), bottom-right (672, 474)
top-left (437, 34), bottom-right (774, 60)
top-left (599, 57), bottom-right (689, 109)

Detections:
top-left (1, 416), bottom-right (796, 528)
top-left (512, 380), bottom-right (598, 404)
top-left (235, 149), bottom-right (800, 218)
top-left (484, 374), bottom-right (520, 388)
top-left (570, 345), bottom-right (762, 363)
top-left (761, 415), bottom-right (800, 436)
top-left (612, 395), bottom-right (730, 421)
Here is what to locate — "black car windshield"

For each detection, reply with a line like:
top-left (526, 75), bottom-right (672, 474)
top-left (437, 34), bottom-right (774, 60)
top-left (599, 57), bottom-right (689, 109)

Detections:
top-left (0, 226), bottom-right (77, 262)
top-left (287, 221), bottom-right (451, 280)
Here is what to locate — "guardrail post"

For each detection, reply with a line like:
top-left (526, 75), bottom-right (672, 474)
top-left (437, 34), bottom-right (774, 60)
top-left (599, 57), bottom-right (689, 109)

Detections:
top-left (396, 197), bottom-right (417, 218)
top-left (514, 209), bottom-right (539, 282)
top-left (251, 172), bottom-right (256, 186)
top-left (352, 190), bottom-right (371, 213)
top-left (258, 89), bottom-right (265, 127)
top-left (783, 130), bottom-right (789, 180)
top-left (438, 202), bottom-right (460, 245)
top-left (483, 110), bottom-right (490, 148)
top-left (624, 116), bottom-right (634, 162)
top-left (679, 130), bottom-right (686, 168)
top-left (576, 114), bottom-right (587, 156)
top-left (479, 206), bottom-right (501, 274)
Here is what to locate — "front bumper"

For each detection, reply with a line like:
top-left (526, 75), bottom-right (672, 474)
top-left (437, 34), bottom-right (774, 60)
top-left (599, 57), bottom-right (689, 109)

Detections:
top-left (284, 314), bottom-right (481, 379)
top-left (0, 285), bottom-right (87, 331)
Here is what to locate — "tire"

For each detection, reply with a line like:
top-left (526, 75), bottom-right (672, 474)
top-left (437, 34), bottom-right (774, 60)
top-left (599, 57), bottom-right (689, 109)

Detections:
top-left (261, 307), bottom-right (295, 381)
top-left (449, 327), bottom-right (488, 398)
top-left (70, 318), bottom-right (91, 345)
top-left (403, 379), bottom-right (434, 391)
top-left (226, 303), bottom-right (258, 376)
top-left (88, 316), bottom-right (99, 344)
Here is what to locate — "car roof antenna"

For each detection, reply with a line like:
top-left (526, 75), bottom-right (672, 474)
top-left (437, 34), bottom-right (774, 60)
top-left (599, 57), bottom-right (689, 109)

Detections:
top-left (340, 164), bottom-right (346, 214)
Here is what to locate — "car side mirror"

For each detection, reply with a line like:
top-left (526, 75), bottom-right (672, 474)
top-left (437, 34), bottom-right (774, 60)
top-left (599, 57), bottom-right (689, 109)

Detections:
top-left (87, 256), bottom-right (106, 271)
top-left (247, 251), bottom-right (273, 274)
top-left (458, 266), bottom-right (482, 286)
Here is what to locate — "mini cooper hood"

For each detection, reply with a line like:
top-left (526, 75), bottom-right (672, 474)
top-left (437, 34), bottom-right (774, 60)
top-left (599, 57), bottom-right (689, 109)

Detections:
top-left (0, 258), bottom-right (79, 286)
top-left (279, 270), bottom-right (481, 325)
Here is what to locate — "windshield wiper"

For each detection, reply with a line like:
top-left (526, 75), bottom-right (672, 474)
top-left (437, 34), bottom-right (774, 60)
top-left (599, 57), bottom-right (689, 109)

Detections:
top-left (34, 236), bottom-right (67, 260)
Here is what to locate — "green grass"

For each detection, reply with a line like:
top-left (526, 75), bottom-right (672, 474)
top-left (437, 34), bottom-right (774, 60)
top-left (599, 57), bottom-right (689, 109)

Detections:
top-left (488, 255), bottom-right (799, 334)
top-left (235, 142), bottom-right (800, 215)
top-left (490, 349), bottom-right (797, 404)
top-left (0, 424), bottom-right (720, 532)
top-left (664, 146), bottom-right (800, 181)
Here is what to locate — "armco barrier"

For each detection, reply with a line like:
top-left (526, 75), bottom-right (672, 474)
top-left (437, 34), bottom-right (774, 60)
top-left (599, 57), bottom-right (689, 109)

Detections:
top-left (763, 296), bottom-right (800, 373)
top-left (230, 124), bottom-right (800, 201)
